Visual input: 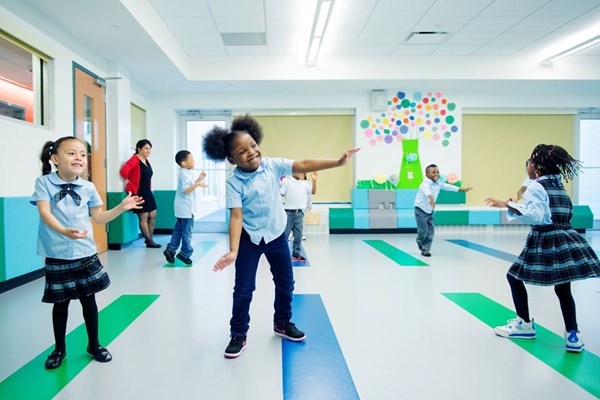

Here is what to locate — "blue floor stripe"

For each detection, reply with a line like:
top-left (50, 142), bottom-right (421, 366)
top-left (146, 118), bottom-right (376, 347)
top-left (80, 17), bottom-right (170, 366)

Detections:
top-left (289, 241), bottom-right (310, 267)
top-left (282, 294), bottom-right (358, 400)
top-left (446, 239), bottom-right (517, 263)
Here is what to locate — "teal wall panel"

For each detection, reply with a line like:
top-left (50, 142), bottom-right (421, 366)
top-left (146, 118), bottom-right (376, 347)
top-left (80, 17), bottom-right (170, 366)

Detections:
top-left (1, 197), bottom-right (42, 281)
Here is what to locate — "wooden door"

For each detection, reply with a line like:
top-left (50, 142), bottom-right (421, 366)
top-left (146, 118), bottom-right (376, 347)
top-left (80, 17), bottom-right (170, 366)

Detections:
top-left (74, 67), bottom-right (108, 253)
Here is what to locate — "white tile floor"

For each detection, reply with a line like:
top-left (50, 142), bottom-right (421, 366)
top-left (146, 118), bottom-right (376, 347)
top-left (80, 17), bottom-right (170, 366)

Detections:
top-left (1, 230), bottom-right (599, 399)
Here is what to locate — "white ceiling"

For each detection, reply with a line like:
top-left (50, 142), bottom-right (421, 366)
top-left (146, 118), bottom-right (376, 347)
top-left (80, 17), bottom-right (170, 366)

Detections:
top-left (6, 0), bottom-right (600, 93)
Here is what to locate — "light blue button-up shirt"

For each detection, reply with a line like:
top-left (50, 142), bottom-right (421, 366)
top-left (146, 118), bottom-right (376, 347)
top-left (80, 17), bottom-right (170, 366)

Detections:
top-left (30, 172), bottom-right (103, 259)
top-left (226, 157), bottom-right (293, 245)
top-left (506, 178), bottom-right (553, 225)
top-left (414, 177), bottom-right (459, 214)
top-left (174, 168), bottom-right (197, 218)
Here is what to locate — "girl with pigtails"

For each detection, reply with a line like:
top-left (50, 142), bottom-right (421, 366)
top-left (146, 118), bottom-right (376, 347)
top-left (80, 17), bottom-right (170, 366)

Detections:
top-left (32, 136), bottom-right (143, 369)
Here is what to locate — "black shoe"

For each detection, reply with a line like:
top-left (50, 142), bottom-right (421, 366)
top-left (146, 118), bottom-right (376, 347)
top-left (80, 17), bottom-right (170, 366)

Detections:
top-left (176, 253), bottom-right (193, 265)
top-left (421, 250), bottom-right (431, 257)
top-left (224, 335), bottom-right (247, 358)
top-left (163, 248), bottom-right (175, 263)
top-left (146, 241), bottom-right (161, 248)
top-left (274, 322), bottom-right (306, 341)
top-left (87, 346), bottom-right (112, 363)
top-left (45, 350), bottom-right (66, 369)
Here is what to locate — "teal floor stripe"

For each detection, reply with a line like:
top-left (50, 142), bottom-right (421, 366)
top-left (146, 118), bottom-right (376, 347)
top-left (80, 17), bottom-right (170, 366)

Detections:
top-left (363, 240), bottom-right (428, 266)
top-left (163, 240), bottom-right (217, 268)
top-left (0, 294), bottom-right (159, 399)
top-left (443, 292), bottom-right (600, 398)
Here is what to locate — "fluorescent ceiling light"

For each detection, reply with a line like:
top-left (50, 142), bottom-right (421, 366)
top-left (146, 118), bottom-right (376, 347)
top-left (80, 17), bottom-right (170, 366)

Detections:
top-left (543, 34), bottom-right (600, 63)
top-left (305, 0), bottom-right (335, 63)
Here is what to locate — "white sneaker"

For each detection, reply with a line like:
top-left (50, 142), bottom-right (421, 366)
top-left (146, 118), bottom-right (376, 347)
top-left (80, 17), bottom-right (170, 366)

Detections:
top-left (302, 235), bottom-right (306, 241)
top-left (565, 330), bottom-right (584, 352)
top-left (494, 317), bottom-right (536, 339)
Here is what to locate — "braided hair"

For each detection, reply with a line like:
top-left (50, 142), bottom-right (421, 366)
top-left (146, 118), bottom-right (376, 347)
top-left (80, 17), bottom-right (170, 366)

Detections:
top-left (530, 144), bottom-right (581, 182)
top-left (202, 114), bottom-right (264, 162)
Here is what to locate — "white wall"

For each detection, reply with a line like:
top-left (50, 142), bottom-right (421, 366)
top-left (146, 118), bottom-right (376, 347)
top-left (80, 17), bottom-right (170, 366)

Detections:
top-left (3, 1), bottom-right (600, 197)
top-left (0, 3), bottom-right (145, 197)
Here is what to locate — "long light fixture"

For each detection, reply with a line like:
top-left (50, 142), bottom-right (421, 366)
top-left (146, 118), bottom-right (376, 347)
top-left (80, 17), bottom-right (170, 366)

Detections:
top-left (542, 34), bottom-right (600, 63)
top-left (305, 0), bottom-right (335, 63)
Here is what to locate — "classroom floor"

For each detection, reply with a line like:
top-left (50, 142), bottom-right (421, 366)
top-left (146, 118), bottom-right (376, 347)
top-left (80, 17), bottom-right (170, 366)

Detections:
top-left (1, 230), bottom-right (599, 400)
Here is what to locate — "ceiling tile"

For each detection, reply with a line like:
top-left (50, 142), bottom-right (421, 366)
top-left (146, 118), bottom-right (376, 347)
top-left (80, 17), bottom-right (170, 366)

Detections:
top-left (460, 16), bottom-right (523, 32)
top-left (480, 0), bottom-right (553, 16)
top-left (206, 0), bottom-right (264, 17)
top-left (214, 17), bottom-right (265, 33)
top-left (225, 45), bottom-right (268, 56)
top-left (510, 16), bottom-right (574, 32)
top-left (174, 31), bottom-right (223, 46)
top-left (391, 44), bottom-right (438, 55)
top-left (184, 45), bottom-right (228, 56)
top-left (363, 16), bottom-right (421, 32)
top-left (163, 17), bottom-right (216, 33)
top-left (350, 44), bottom-right (397, 56)
top-left (372, 0), bottom-right (436, 16)
top-left (433, 44), bottom-right (482, 55)
top-left (150, 0), bottom-right (211, 17)
top-left (412, 16), bottom-right (473, 32)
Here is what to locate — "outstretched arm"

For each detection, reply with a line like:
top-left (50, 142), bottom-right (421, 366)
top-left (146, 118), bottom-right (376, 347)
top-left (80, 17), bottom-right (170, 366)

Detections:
top-left (292, 148), bottom-right (360, 174)
top-left (213, 207), bottom-right (243, 271)
top-left (90, 192), bottom-right (144, 224)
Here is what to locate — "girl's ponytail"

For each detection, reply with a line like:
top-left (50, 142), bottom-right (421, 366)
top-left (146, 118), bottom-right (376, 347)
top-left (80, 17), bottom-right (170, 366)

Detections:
top-left (40, 141), bottom-right (55, 175)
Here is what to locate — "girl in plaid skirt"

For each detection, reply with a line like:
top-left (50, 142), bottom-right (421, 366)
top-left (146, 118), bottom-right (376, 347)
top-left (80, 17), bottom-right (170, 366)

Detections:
top-left (32, 136), bottom-right (143, 369)
top-left (486, 144), bottom-right (600, 352)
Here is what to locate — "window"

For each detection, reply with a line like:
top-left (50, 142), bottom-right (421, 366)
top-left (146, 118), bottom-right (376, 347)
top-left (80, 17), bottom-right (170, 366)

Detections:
top-left (578, 115), bottom-right (600, 223)
top-left (0, 30), bottom-right (49, 125)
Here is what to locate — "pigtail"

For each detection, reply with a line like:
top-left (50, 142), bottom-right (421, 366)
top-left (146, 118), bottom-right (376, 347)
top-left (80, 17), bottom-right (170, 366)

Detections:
top-left (203, 126), bottom-right (230, 161)
top-left (40, 140), bottom-right (55, 175)
top-left (231, 114), bottom-right (263, 145)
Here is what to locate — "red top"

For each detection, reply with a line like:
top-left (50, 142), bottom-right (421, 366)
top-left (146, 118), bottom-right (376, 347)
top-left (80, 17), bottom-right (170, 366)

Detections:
top-left (120, 154), bottom-right (149, 194)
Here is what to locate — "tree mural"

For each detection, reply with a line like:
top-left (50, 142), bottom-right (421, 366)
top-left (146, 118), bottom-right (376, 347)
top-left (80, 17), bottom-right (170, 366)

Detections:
top-left (359, 91), bottom-right (459, 189)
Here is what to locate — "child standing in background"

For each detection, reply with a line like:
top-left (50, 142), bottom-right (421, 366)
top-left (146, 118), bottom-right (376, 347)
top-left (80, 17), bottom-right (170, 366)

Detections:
top-left (32, 136), bottom-right (143, 369)
top-left (486, 144), bottom-right (600, 352)
top-left (203, 114), bottom-right (359, 358)
top-left (164, 150), bottom-right (207, 265)
top-left (281, 173), bottom-right (312, 262)
top-left (414, 164), bottom-right (472, 256)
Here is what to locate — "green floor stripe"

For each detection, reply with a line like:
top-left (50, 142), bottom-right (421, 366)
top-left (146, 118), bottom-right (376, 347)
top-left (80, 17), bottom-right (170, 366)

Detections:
top-left (443, 292), bottom-right (600, 398)
top-left (163, 240), bottom-right (217, 268)
top-left (0, 294), bottom-right (159, 399)
top-left (363, 240), bottom-right (428, 266)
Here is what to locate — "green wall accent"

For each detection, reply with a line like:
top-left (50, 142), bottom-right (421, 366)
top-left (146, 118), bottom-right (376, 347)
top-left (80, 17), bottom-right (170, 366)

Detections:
top-left (434, 210), bottom-right (469, 225)
top-left (329, 208), bottom-right (354, 229)
top-left (107, 192), bottom-right (139, 245)
top-left (153, 190), bottom-right (176, 229)
top-left (437, 191), bottom-right (466, 204)
top-left (572, 205), bottom-right (594, 229)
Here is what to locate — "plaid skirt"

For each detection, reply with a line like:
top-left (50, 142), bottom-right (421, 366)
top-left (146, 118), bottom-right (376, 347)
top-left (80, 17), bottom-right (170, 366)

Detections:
top-left (42, 254), bottom-right (110, 303)
top-left (508, 227), bottom-right (600, 286)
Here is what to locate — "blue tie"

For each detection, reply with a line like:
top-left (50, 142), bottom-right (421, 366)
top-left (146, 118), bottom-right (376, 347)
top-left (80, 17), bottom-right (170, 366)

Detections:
top-left (54, 184), bottom-right (81, 206)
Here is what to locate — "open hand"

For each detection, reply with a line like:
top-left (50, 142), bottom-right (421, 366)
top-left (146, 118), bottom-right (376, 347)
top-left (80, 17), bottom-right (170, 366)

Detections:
top-left (213, 251), bottom-right (237, 271)
top-left (63, 227), bottom-right (88, 239)
top-left (485, 198), bottom-right (507, 208)
top-left (339, 148), bottom-right (361, 166)
top-left (121, 192), bottom-right (144, 210)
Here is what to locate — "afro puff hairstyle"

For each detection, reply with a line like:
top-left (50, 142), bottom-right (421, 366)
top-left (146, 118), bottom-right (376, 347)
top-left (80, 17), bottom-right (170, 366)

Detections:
top-left (202, 114), bottom-right (264, 162)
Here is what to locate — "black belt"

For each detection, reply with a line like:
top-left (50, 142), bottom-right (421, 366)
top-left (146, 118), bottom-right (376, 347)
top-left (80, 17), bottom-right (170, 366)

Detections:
top-left (285, 209), bottom-right (303, 213)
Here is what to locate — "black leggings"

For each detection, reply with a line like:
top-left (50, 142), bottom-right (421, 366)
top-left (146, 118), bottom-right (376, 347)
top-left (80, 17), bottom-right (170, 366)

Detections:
top-left (52, 294), bottom-right (100, 352)
top-left (507, 273), bottom-right (578, 331)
